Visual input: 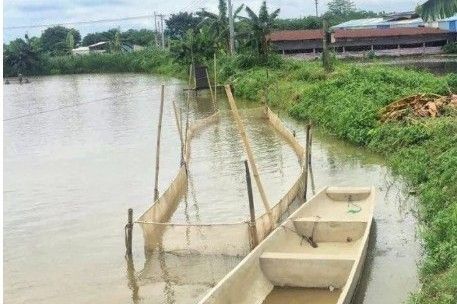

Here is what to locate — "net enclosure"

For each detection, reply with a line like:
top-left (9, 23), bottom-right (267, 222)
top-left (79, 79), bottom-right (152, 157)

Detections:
top-left (136, 100), bottom-right (307, 257)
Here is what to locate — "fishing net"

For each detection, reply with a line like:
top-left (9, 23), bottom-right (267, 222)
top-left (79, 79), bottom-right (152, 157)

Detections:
top-left (136, 106), bottom-right (306, 256)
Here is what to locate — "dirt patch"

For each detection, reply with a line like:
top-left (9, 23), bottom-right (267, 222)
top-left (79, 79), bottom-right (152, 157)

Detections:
top-left (380, 94), bottom-right (457, 122)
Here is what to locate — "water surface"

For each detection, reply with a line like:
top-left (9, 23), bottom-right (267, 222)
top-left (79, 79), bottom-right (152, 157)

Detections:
top-left (4, 74), bottom-right (420, 304)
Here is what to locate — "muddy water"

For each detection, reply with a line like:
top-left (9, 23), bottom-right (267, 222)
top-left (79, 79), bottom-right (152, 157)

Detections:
top-left (4, 74), bottom-right (419, 304)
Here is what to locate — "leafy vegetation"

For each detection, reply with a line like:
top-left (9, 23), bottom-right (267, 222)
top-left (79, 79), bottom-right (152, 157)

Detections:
top-left (443, 42), bottom-right (457, 54)
top-left (229, 60), bottom-right (457, 304)
top-left (41, 26), bottom-right (81, 55)
top-left (421, 0), bottom-right (457, 20)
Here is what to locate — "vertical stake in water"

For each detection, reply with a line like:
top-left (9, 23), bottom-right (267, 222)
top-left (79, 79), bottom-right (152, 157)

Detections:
top-left (244, 160), bottom-right (258, 249)
top-left (303, 124), bottom-right (312, 201)
top-left (154, 84), bottom-right (165, 201)
top-left (214, 53), bottom-right (217, 106)
top-left (125, 208), bottom-right (133, 256)
top-left (205, 68), bottom-right (216, 111)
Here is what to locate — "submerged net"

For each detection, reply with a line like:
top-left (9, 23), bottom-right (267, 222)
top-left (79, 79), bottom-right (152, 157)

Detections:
top-left (136, 106), bottom-right (306, 256)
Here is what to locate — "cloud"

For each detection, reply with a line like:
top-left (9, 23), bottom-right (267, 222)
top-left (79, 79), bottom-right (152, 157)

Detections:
top-left (3, 0), bottom-right (420, 42)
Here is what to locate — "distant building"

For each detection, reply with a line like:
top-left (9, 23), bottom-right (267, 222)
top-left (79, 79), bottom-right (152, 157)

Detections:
top-left (331, 12), bottom-right (442, 30)
top-left (269, 27), bottom-right (457, 58)
top-left (438, 14), bottom-right (457, 32)
top-left (88, 41), bottom-right (110, 53)
top-left (72, 42), bottom-right (146, 55)
top-left (72, 46), bottom-right (90, 55)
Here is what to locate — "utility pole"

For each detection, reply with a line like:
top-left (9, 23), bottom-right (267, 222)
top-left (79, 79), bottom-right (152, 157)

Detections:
top-left (159, 14), bottom-right (165, 49)
top-left (154, 12), bottom-right (158, 47)
top-left (314, 0), bottom-right (319, 17)
top-left (228, 0), bottom-right (235, 55)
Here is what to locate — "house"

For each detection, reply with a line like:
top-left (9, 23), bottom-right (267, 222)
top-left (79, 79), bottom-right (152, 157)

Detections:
top-left (438, 14), bottom-right (457, 32)
top-left (72, 41), bottom-right (146, 55)
top-left (72, 46), bottom-right (90, 55)
top-left (269, 27), bottom-right (457, 58)
top-left (331, 11), bottom-right (440, 30)
top-left (88, 41), bottom-right (110, 53)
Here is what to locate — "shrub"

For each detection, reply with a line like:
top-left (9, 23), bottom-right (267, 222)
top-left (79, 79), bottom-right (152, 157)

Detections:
top-left (443, 42), bottom-right (457, 54)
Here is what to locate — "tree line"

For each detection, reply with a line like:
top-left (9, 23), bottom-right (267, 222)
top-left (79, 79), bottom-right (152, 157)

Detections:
top-left (3, 0), bottom-right (456, 77)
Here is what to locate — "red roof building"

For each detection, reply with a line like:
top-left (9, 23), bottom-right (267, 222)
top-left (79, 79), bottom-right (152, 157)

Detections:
top-left (269, 28), bottom-right (456, 56)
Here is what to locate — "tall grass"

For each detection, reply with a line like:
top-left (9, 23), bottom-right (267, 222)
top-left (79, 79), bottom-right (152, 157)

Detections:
top-left (231, 61), bottom-right (457, 304)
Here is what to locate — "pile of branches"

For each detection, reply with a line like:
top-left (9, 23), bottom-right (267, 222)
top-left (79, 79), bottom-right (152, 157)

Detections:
top-left (380, 93), bottom-right (457, 122)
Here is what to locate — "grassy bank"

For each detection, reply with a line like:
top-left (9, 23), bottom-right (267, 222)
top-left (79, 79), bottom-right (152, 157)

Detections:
top-left (4, 48), bottom-right (184, 78)
top-left (228, 60), bottom-right (457, 303)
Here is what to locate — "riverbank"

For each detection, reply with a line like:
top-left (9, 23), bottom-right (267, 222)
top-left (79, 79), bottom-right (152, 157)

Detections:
top-left (5, 51), bottom-right (456, 303)
top-left (229, 60), bottom-right (456, 304)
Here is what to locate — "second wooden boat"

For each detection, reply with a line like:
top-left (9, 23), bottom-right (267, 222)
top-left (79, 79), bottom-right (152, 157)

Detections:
top-left (199, 186), bottom-right (375, 304)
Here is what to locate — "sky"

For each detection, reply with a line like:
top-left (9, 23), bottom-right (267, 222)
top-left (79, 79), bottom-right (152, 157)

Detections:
top-left (3, 0), bottom-right (422, 42)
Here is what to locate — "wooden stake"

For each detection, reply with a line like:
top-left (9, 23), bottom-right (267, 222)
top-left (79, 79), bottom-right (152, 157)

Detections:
top-left (214, 53), bottom-right (217, 105)
top-left (225, 85), bottom-right (273, 225)
top-left (188, 64), bottom-right (193, 89)
top-left (153, 84), bottom-right (165, 201)
top-left (125, 208), bottom-right (133, 256)
top-left (205, 68), bottom-right (216, 111)
top-left (245, 160), bottom-right (258, 249)
top-left (172, 99), bottom-right (184, 164)
top-left (303, 124), bottom-right (311, 201)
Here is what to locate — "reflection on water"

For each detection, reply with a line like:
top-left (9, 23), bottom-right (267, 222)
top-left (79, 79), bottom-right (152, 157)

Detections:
top-left (4, 74), bottom-right (420, 304)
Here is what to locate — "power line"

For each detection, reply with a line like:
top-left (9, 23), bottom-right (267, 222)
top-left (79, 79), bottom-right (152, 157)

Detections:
top-left (4, 14), bottom-right (156, 30)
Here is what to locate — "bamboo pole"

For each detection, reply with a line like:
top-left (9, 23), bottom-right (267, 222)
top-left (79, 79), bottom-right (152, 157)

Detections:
top-left (225, 85), bottom-right (273, 225)
top-left (214, 53), bottom-right (217, 105)
top-left (244, 160), bottom-right (258, 249)
top-left (303, 124), bottom-right (311, 201)
top-left (153, 84), bottom-right (165, 201)
top-left (125, 208), bottom-right (133, 256)
top-left (172, 99), bottom-right (184, 164)
top-left (205, 68), bottom-right (216, 111)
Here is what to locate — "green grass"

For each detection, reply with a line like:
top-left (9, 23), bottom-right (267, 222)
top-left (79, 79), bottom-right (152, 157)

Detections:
top-left (230, 60), bottom-right (457, 303)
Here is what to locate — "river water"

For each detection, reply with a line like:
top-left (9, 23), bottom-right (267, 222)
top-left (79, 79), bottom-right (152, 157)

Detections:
top-left (4, 74), bottom-right (420, 304)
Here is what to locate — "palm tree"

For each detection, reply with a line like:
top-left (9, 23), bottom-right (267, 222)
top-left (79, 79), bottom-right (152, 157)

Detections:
top-left (197, 0), bottom-right (244, 51)
top-left (240, 1), bottom-right (280, 56)
top-left (421, 0), bottom-right (457, 20)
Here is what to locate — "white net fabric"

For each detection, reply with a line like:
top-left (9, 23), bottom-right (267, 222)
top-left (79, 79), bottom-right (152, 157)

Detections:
top-left (136, 107), bottom-right (306, 256)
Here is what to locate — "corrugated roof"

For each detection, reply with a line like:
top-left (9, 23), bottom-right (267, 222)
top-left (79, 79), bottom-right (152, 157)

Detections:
top-left (335, 27), bottom-right (449, 38)
top-left (270, 27), bottom-right (450, 41)
top-left (332, 18), bottom-right (384, 29)
top-left (269, 29), bottom-right (323, 41)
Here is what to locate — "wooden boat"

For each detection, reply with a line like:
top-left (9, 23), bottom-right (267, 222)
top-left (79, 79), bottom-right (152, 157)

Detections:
top-left (199, 186), bottom-right (375, 304)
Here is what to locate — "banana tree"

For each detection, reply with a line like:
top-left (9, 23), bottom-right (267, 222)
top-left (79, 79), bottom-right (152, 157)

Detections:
top-left (421, 0), bottom-right (457, 20)
top-left (197, 0), bottom-right (244, 51)
top-left (240, 1), bottom-right (280, 56)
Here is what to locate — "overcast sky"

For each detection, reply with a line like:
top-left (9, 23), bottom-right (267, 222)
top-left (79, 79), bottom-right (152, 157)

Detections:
top-left (3, 0), bottom-right (422, 42)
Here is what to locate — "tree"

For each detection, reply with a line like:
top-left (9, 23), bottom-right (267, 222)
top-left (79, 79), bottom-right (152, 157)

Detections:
top-left (327, 0), bottom-right (356, 16)
top-left (41, 26), bottom-right (81, 55)
top-left (110, 31), bottom-right (122, 52)
top-left (66, 32), bottom-right (75, 53)
top-left (82, 32), bottom-right (107, 46)
top-left (197, 0), bottom-right (244, 51)
top-left (4, 34), bottom-right (42, 76)
top-left (121, 29), bottom-right (155, 46)
top-left (273, 16), bottom-right (322, 30)
top-left (165, 12), bottom-right (202, 40)
top-left (241, 1), bottom-right (280, 56)
top-left (323, 0), bottom-right (378, 26)
top-left (170, 27), bottom-right (215, 64)
top-left (421, 0), bottom-right (457, 20)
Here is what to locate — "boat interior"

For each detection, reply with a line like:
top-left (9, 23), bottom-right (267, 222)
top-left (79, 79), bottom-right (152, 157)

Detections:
top-left (199, 186), bottom-right (375, 304)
